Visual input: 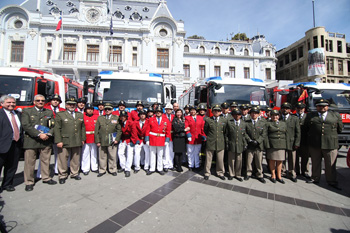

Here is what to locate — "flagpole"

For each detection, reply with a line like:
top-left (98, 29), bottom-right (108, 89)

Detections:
top-left (61, 14), bottom-right (64, 65)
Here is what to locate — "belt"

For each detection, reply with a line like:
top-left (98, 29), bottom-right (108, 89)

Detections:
top-left (86, 131), bottom-right (94, 134)
top-left (149, 132), bottom-right (165, 137)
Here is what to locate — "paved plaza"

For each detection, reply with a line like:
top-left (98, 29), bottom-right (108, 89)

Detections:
top-left (0, 148), bottom-right (349, 233)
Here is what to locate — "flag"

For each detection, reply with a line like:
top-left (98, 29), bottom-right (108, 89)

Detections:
top-left (110, 17), bottom-right (113, 35)
top-left (298, 89), bottom-right (308, 103)
top-left (56, 16), bottom-right (62, 31)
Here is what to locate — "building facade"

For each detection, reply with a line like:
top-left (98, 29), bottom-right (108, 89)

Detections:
top-left (0, 0), bottom-right (276, 97)
top-left (276, 26), bottom-right (350, 83)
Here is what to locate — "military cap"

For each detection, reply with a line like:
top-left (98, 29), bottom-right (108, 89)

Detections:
top-left (246, 103), bottom-right (252, 108)
top-left (97, 100), bottom-right (104, 106)
top-left (164, 103), bottom-right (173, 110)
top-left (212, 104), bottom-right (221, 111)
top-left (66, 97), bottom-right (77, 104)
top-left (118, 100), bottom-right (126, 106)
top-left (85, 103), bottom-right (94, 110)
top-left (154, 105), bottom-right (163, 112)
top-left (147, 107), bottom-right (154, 113)
top-left (119, 110), bottom-right (128, 117)
top-left (231, 109), bottom-right (242, 115)
top-left (266, 107), bottom-right (272, 112)
top-left (240, 104), bottom-right (248, 109)
top-left (315, 98), bottom-right (329, 106)
top-left (250, 107), bottom-right (260, 113)
top-left (188, 105), bottom-right (196, 111)
top-left (77, 97), bottom-right (87, 104)
top-left (296, 102), bottom-right (306, 108)
top-left (138, 109), bottom-right (147, 116)
top-left (104, 102), bottom-right (114, 109)
top-left (50, 94), bottom-right (62, 103)
top-left (184, 104), bottom-right (190, 109)
top-left (197, 104), bottom-right (207, 111)
top-left (230, 102), bottom-right (238, 108)
top-left (281, 102), bottom-right (292, 109)
top-left (221, 102), bottom-right (230, 109)
top-left (135, 101), bottom-right (144, 107)
top-left (271, 110), bottom-right (280, 115)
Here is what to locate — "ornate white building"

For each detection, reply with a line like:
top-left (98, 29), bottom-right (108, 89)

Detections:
top-left (0, 0), bottom-right (276, 96)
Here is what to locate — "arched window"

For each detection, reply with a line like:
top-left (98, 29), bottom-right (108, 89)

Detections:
top-left (200, 46), bottom-right (205, 53)
top-left (244, 49), bottom-right (249, 56)
top-left (215, 47), bottom-right (220, 54)
top-left (184, 45), bottom-right (189, 52)
top-left (229, 48), bottom-right (234, 55)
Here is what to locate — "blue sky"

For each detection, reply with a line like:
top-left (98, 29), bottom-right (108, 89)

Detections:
top-left (1, 0), bottom-right (349, 50)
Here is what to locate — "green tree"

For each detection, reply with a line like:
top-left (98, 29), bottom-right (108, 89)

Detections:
top-left (187, 35), bottom-right (205, 40)
top-left (232, 33), bottom-right (248, 41)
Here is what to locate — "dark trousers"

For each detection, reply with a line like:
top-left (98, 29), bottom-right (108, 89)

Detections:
top-left (0, 141), bottom-right (21, 189)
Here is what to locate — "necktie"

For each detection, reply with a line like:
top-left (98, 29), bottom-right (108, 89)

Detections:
top-left (53, 107), bottom-right (57, 114)
top-left (194, 117), bottom-right (196, 122)
top-left (141, 122), bottom-right (144, 129)
top-left (168, 115), bottom-right (171, 121)
top-left (71, 112), bottom-right (74, 119)
top-left (157, 118), bottom-right (160, 125)
top-left (253, 120), bottom-right (255, 126)
top-left (11, 112), bottom-right (20, 141)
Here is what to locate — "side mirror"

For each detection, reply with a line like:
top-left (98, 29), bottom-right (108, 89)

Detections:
top-left (171, 99), bottom-right (176, 105)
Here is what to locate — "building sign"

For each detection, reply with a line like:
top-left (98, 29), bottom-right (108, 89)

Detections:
top-left (308, 48), bottom-right (325, 76)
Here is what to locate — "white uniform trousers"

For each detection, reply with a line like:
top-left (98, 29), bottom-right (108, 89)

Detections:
top-left (134, 143), bottom-right (145, 171)
top-left (163, 141), bottom-right (174, 169)
top-left (186, 144), bottom-right (201, 168)
top-left (149, 146), bottom-right (164, 172)
top-left (118, 141), bottom-right (134, 172)
top-left (81, 143), bottom-right (98, 172)
top-left (143, 143), bottom-right (150, 170)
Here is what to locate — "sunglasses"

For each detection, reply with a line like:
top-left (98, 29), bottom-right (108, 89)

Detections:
top-left (35, 100), bottom-right (45, 102)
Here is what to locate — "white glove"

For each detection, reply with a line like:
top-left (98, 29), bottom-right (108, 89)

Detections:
top-left (146, 141), bottom-right (150, 146)
top-left (165, 142), bottom-right (169, 146)
top-left (188, 137), bottom-right (192, 142)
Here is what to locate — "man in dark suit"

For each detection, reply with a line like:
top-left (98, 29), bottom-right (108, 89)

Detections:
top-left (0, 95), bottom-right (22, 192)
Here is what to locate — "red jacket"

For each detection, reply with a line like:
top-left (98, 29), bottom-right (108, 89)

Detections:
top-left (84, 114), bottom-right (99, 143)
top-left (44, 105), bottom-right (65, 118)
top-left (146, 116), bottom-right (171, 146)
top-left (121, 120), bottom-right (133, 144)
top-left (185, 115), bottom-right (205, 145)
top-left (130, 110), bottom-right (141, 122)
top-left (131, 119), bottom-right (149, 144)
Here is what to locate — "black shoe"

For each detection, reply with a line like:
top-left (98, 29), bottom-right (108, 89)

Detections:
top-left (111, 172), bottom-right (117, 176)
top-left (97, 173), bottom-right (106, 177)
top-left (244, 176), bottom-right (250, 181)
top-left (146, 171), bottom-right (154, 176)
top-left (228, 176), bottom-right (234, 180)
top-left (159, 171), bottom-right (165, 176)
top-left (71, 175), bottom-right (82, 180)
top-left (125, 171), bottom-right (130, 177)
top-left (83, 172), bottom-right (89, 176)
top-left (3, 185), bottom-right (15, 192)
top-left (277, 178), bottom-right (285, 184)
top-left (163, 168), bottom-right (168, 172)
top-left (219, 176), bottom-right (226, 180)
top-left (134, 170), bottom-right (139, 174)
top-left (188, 167), bottom-right (193, 171)
top-left (269, 177), bottom-right (276, 183)
top-left (235, 176), bottom-right (243, 182)
top-left (43, 179), bottom-right (57, 185)
top-left (117, 168), bottom-right (125, 173)
top-left (25, 185), bottom-right (33, 192)
top-left (302, 173), bottom-right (311, 179)
top-left (144, 169), bottom-right (149, 173)
top-left (258, 178), bottom-right (266, 184)
top-left (204, 176), bottom-right (209, 180)
top-left (290, 177), bottom-right (297, 183)
top-left (176, 167), bottom-right (183, 172)
top-left (328, 183), bottom-right (342, 190)
top-left (59, 179), bottom-right (66, 184)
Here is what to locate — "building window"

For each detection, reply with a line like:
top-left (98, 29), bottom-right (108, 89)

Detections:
top-left (109, 46), bottom-right (122, 63)
top-left (329, 40), bottom-right (333, 52)
top-left (321, 35), bottom-right (324, 47)
top-left (291, 50), bottom-right (297, 61)
top-left (244, 67), bottom-right (250, 79)
top-left (265, 68), bottom-right (271, 80)
top-left (229, 48), bottom-right (234, 55)
top-left (244, 49), bottom-right (249, 56)
top-left (14, 20), bottom-right (23, 29)
top-left (132, 54), bottom-right (137, 66)
top-left (338, 60), bottom-right (343, 75)
top-left (63, 43), bottom-right (76, 61)
top-left (184, 45), bottom-right (189, 52)
top-left (337, 41), bottom-right (342, 53)
top-left (285, 54), bottom-right (290, 64)
top-left (215, 47), bottom-right (220, 54)
top-left (313, 36), bottom-right (318, 48)
top-left (11, 41), bottom-right (24, 62)
top-left (279, 60), bottom-right (284, 68)
top-left (46, 42), bottom-right (52, 63)
top-left (157, 48), bottom-right (169, 68)
top-left (183, 64), bottom-right (190, 77)
top-left (214, 66), bottom-right (220, 76)
top-left (327, 58), bottom-right (334, 75)
top-left (299, 64), bottom-right (304, 76)
top-left (307, 40), bottom-right (310, 50)
top-left (159, 29), bottom-right (167, 37)
top-left (348, 61), bottom-right (350, 75)
top-left (200, 46), bottom-right (205, 53)
top-left (298, 46), bottom-right (303, 58)
top-left (229, 66), bottom-right (235, 78)
top-left (266, 50), bottom-right (270, 57)
top-left (199, 65), bottom-right (205, 79)
top-left (325, 40), bottom-right (329, 51)
top-left (87, 45), bottom-right (99, 62)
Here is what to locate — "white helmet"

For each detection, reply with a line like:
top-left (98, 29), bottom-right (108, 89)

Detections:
top-left (165, 103), bottom-right (173, 110)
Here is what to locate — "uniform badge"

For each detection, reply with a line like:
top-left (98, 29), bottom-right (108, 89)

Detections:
top-left (111, 120), bottom-right (118, 124)
top-left (64, 119), bottom-right (68, 122)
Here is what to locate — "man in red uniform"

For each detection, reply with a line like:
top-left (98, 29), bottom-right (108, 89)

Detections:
top-left (145, 106), bottom-right (171, 175)
top-left (185, 106), bottom-right (206, 171)
top-left (130, 101), bottom-right (144, 122)
top-left (147, 107), bottom-right (154, 119)
top-left (163, 103), bottom-right (175, 171)
top-left (131, 110), bottom-right (149, 173)
top-left (81, 104), bottom-right (99, 175)
top-left (118, 110), bottom-right (134, 177)
top-left (114, 100), bottom-right (130, 116)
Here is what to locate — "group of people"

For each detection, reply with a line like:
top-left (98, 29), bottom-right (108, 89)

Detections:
top-left (0, 93), bottom-right (343, 193)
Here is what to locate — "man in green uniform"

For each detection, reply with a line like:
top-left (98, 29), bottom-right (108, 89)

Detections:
top-left (95, 103), bottom-right (122, 177)
top-left (305, 99), bottom-right (343, 190)
top-left (54, 97), bottom-right (86, 184)
top-left (204, 104), bottom-right (227, 180)
top-left (22, 94), bottom-right (56, 191)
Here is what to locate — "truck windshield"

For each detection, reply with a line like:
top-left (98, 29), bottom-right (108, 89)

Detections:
top-left (0, 75), bottom-right (34, 104)
top-left (209, 84), bottom-right (268, 107)
top-left (311, 89), bottom-right (350, 108)
top-left (96, 79), bottom-right (164, 107)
